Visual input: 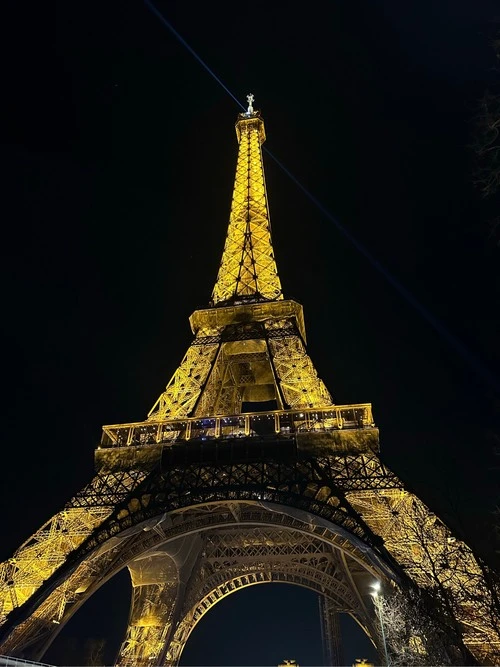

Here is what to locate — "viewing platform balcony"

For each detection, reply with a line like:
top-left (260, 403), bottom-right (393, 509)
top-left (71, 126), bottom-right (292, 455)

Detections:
top-left (100, 404), bottom-right (375, 449)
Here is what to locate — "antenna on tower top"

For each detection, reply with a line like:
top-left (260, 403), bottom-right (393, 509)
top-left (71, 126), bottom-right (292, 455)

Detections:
top-left (246, 93), bottom-right (255, 114)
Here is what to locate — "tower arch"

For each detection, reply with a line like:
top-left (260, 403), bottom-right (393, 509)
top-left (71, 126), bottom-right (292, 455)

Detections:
top-left (0, 499), bottom-right (396, 662)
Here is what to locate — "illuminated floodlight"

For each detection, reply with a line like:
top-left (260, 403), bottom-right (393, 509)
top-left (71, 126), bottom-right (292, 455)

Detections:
top-left (370, 580), bottom-right (388, 665)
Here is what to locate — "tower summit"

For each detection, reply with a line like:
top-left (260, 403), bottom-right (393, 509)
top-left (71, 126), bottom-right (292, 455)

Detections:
top-left (212, 95), bottom-right (282, 305)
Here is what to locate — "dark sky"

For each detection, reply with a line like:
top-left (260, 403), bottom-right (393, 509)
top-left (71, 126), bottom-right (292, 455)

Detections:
top-left (2, 0), bottom-right (500, 665)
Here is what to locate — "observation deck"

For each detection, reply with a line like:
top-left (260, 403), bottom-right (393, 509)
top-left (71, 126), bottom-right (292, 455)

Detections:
top-left (96, 404), bottom-right (379, 471)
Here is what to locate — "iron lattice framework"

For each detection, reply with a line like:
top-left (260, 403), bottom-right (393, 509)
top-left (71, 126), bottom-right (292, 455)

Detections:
top-left (211, 111), bottom-right (282, 305)
top-left (0, 103), bottom-right (499, 666)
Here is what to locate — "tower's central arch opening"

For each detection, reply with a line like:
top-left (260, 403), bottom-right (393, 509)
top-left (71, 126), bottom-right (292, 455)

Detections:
top-left (11, 499), bottom-right (391, 666)
top-left (154, 513), bottom-right (383, 666)
top-left (178, 582), bottom-right (377, 667)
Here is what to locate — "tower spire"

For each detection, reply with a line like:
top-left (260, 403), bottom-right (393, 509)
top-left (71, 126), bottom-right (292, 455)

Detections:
top-left (211, 96), bottom-right (283, 306)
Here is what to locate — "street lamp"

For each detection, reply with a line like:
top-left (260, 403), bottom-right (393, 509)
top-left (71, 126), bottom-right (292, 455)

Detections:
top-left (371, 581), bottom-right (389, 666)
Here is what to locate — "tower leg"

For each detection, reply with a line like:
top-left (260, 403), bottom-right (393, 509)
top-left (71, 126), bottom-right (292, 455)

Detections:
top-left (319, 595), bottom-right (343, 667)
top-left (117, 536), bottom-right (202, 667)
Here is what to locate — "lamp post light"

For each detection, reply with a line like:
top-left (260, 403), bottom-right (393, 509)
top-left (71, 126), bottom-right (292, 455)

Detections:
top-left (371, 581), bottom-right (389, 667)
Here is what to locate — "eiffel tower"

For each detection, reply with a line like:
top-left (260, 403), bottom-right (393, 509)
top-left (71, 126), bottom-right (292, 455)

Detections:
top-left (0, 97), bottom-right (498, 666)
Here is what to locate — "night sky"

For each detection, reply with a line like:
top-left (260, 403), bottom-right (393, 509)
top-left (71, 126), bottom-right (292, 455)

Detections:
top-left (2, 1), bottom-right (500, 665)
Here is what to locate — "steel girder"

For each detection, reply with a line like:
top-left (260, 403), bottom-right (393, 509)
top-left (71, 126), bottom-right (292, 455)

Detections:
top-left (148, 316), bottom-right (333, 422)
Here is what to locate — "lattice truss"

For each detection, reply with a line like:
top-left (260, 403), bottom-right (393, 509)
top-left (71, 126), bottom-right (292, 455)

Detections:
top-left (194, 346), bottom-right (266, 417)
top-left (0, 471), bottom-right (146, 627)
top-left (147, 331), bottom-right (220, 421)
top-left (0, 451), bottom-right (388, 652)
top-left (147, 109), bottom-right (330, 421)
top-left (211, 113), bottom-right (282, 305)
top-left (0, 499), bottom-right (381, 662)
top-left (266, 320), bottom-right (332, 409)
top-left (184, 528), bottom-right (359, 611)
top-left (346, 488), bottom-right (500, 662)
top-left (148, 318), bottom-right (332, 421)
top-left (0, 446), bottom-right (399, 662)
top-left (1, 447), bottom-right (498, 665)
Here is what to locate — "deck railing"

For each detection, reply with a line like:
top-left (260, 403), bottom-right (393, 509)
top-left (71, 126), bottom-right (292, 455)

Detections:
top-left (100, 404), bottom-right (374, 449)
